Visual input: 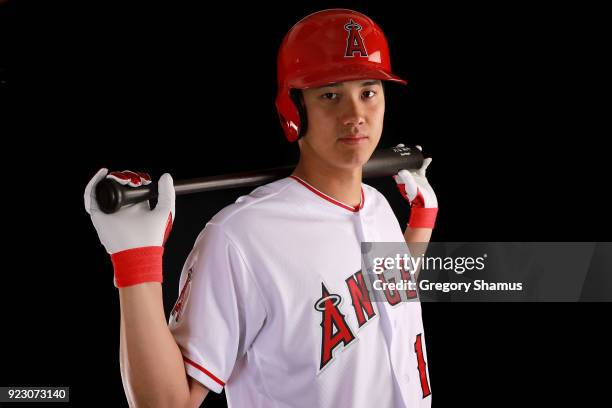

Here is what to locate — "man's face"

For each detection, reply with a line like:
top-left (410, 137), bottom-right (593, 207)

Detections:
top-left (299, 79), bottom-right (385, 171)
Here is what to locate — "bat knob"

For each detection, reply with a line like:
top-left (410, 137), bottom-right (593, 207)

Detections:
top-left (95, 178), bottom-right (124, 214)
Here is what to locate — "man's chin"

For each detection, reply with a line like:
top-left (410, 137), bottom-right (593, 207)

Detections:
top-left (336, 149), bottom-right (375, 170)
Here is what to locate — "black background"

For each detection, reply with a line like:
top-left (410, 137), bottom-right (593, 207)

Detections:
top-left (1, 0), bottom-right (610, 406)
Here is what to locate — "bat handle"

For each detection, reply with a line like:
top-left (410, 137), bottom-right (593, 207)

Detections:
top-left (95, 178), bottom-right (158, 214)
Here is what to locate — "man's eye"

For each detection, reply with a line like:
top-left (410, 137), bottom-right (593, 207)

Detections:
top-left (363, 90), bottom-right (377, 98)
top-left (322, 92), bottom-right (339, 100)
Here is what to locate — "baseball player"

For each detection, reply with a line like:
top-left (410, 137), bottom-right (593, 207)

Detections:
top-left (84, 9), bottom-right (437, 408)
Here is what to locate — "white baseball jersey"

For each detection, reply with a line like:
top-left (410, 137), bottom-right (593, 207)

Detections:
top-left (169, 176), bottom-right (432, 408)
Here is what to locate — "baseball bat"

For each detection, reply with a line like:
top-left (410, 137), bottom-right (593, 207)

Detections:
top-left (95, 144), bottom-right (424, 214)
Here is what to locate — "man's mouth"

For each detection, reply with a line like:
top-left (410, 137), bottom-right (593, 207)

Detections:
top-left (338, 135), bottom-right (368, 145)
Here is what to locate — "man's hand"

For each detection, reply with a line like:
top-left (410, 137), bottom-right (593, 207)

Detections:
top-left (84, 169), bottom-right (176, 287)
top-left (393, 145), bottom-right (438, 229)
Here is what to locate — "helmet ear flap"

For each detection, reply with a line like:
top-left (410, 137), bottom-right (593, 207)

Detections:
top-left (290, 89), bottom-right (308, 140)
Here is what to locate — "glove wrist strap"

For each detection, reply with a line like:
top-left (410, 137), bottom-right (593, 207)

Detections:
top-left (111, 247), bottom-right (164, 288)
top-left (409, 207), bottom-right (439, 229)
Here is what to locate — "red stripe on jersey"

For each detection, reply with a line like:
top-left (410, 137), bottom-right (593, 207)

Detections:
top-left (290, 176), bottom-right (364, 212)
top-left (183, 356), bottom-right (226, 387)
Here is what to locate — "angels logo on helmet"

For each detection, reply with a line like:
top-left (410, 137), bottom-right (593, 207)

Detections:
top-left (344, 19), bottom-right (368, 57)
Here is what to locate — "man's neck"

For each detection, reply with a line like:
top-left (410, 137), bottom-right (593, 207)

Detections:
top-left (291, 158), bottom-right (363, 208)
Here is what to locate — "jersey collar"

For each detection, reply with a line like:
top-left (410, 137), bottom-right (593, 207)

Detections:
top-left (289, 175), bottom-right (365, 213)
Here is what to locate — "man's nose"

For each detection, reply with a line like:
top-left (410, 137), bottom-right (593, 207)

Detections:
top-left (341, 98), bottom-right (366, 127)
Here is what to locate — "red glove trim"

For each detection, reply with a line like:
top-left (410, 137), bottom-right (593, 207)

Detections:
top-left (409, 207), bottom-right (439, 229)
top-left (111, 246), bottom-right (164, 288)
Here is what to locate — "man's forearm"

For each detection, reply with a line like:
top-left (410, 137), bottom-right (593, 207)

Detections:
top-left (119, 283), bottom-right (190, 407)
top-left (404, 227), bottom-right (433, 281)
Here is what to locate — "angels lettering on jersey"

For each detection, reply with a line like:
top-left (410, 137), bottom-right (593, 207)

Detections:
top-left (314, 268), bottom-right (431, 399)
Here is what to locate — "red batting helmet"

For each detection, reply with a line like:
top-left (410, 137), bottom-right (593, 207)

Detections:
top-left (275, 9), bottom-right (407, 142)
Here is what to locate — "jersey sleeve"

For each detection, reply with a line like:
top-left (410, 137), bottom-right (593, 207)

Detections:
top-left (168, 222), bottom-right (267, 393)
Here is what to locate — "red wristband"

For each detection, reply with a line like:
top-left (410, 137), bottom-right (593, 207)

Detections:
top-left (408, 207), bottom-right (439, 229)
top-left (111, 246), bottom-right (164, 288)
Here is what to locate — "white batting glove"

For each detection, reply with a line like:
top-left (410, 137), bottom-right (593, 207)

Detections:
top-left (393, 145), bottom-right (439, 229)
top-left (84, 168), bottom-right (176, 287)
